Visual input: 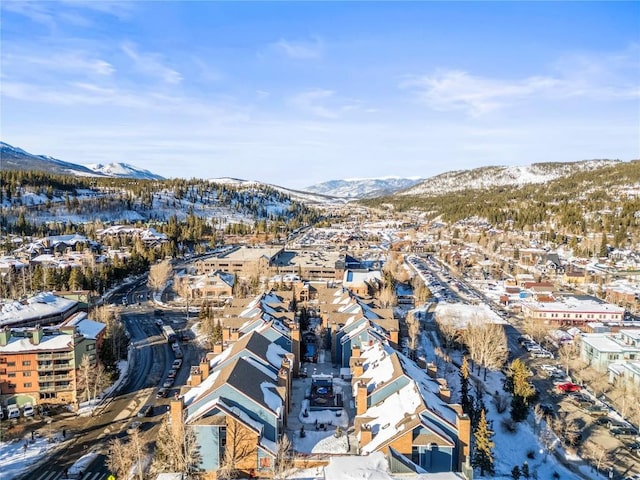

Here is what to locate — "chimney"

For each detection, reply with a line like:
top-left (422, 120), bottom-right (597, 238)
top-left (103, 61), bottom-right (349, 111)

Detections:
top-left (230, 329), bottom-right (239, 341)
top-left (223, 326), bottom-right (231, 343)
top-left (31, 326), bottom-right (44, 345)
top-left (290, 325), bottom-right (300, 377)
top-left (389, 329), bottom-right (399, 348)
top-left (426, 362), bottom-right (438, 378)
top-left (352, 361), bottom-right (364, 378)
top-left (456, 412), bottom-right (471, 470)
top-left (213, 342), bottom-right (224, 354)
top-left (189, 366), bottom-right (203, 387)
top-left (356, 381), bottom-right (368, 415)
top-left (0, 328), bottom-right (11, 346)
top-left (170, 395), bottom-right (184, 438)
top-left (359, 424), bottom-right (372, 448)
top-left (352, 345), bottom-right (361, 358)
top-left (199, 358), bottom-right (210, 380)
top-left (437, 379), bottom-right (451, 403)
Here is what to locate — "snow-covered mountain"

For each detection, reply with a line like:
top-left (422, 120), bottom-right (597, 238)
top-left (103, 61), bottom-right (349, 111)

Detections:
top-left (0, 142), bottom-right (99, 176)
top-left (208, 177), bottom-right (342, 205)
top-left (87, 162), bottom-right (164, 180)
top-left (305, 177), bottom-right (423, 199)
top-left (0, 142), bottom-right (163, 180)
top-left (400, 160), bottom-right (621, 196)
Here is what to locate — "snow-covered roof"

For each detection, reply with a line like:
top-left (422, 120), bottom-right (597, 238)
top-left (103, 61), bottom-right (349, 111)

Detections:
top-left (522, 296), bottom-right (625, 315)
top-left (359, 382), bottom-right (424, 454)
top-left (0, 292), bottom-right (77, 326)
top-left (581, 333), bottom-right (640, 353)
top-left (323, 452), bottom-right (394, 480)
top-left (0, 333), bottom-right (73, 353)
top-left (260, 381), bottom-right (283, 416)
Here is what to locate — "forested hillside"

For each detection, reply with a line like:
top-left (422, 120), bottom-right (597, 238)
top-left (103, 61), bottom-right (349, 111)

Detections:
top-left (364, 160), bottom-right (640, 248)
top-left (0, 170), bottom-right (320, 240)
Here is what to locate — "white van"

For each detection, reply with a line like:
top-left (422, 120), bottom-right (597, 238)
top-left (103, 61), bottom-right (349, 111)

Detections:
top-left (7, 404), bottom-right (20, 419)
top-left (22, 402), bottom-right (35, 417)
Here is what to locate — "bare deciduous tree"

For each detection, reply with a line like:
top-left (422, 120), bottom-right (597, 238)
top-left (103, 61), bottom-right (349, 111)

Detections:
top-left (76, 354), bottom-right (110, 405)
top-left (377, 285), bottom-right (397, 308)
top-left (557, 342), bottom-right (579, 376)
top-left (523, 317), bottom-right (552, 347)
top-left (217, 418), bottom-right (258, 480)
top-left (151, 418), bottom-right (201, 477)
top-left (406, 311), bottom-right (421, 359)
top-left (148, 259), bottom-right (173, 294)
top-left (462, 320), bottom-right (508, 380)
top-left (174, 274), bottom-right (193, 320)
top-left (106, 437), bottom-right (135, 480)
top-left (273, 434), bottom-right (294, 480)
top-left (435, 312), bottom-right (461, 354)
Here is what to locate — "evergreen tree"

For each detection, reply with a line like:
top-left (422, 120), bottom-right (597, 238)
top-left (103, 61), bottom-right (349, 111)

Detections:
top-left (471, 409), bottom-right (495, 476)
top-left (459, 356), bottom-right (473, 417)
top-left (599, 233), bottom-right (608, 257)
top-left (506, 359), bottom-right (535, 422)
top-left (511, 465), bottom-right (521, 480)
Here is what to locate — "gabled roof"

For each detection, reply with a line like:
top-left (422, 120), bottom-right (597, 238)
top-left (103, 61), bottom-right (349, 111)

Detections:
top-left (206, 356), bottom-right (283, 416)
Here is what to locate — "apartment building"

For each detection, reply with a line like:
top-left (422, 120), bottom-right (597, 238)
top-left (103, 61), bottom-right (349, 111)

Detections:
top-left (0, 319), bottom-right (105, 409)
top-left (521, 296), bottom-right (625, 326)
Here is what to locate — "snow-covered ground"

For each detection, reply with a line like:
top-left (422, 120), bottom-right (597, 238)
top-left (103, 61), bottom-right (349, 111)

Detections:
top-left (0, 359), bottom-right (130, 480)
top-left (419, 319), bottom-right (597, 480)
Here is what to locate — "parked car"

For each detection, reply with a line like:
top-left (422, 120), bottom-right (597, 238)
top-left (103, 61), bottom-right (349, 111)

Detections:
top-left (22, 402), bottom-right (35, 417)
top-left (557, 382), bottom-right (581, 393)
top-left (583, 405), bottom-right (608, 417)
top-left (137, 405), bottom-right (153, 418)
top-left (167, 368), bottom-right (178, 379)
top-left (163, 378), bottom-right (175, 388)
top-left (155, 319), bottom-right (164, 327)
top-left (611, 426), bottom-right (639, 438)
top-left (172, 359), bottom-right (183, 369)
top-left (127, 421), bottom-right (142, 434)
top-left (156, 387), bottom-right (168, 398)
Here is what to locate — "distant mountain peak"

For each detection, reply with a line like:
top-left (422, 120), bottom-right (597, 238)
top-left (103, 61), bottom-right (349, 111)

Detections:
top-left (400, 159), bottom-right (622, 196)
top-left (305, 177), bottom-right (424, 199)
top-left (86, 162), bottom-right (164, 180)
top-left (0, 142), bottom-right (163, 180)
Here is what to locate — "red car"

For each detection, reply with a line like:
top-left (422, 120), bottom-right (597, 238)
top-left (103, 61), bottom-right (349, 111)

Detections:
top-left (557, 382), bottom-right (581, 393)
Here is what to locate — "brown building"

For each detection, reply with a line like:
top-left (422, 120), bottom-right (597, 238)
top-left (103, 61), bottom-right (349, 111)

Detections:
top-left (0, 319), bottom-right (105, 409)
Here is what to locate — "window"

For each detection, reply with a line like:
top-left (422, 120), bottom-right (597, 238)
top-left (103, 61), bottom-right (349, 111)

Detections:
top-left (259, 457), bottom-right (271, 468)
top-left (22, 360), bottom-right (31, 367)
top-left (7, 361), bottom-right (16, 367)
top-left (23, 371), bottom-right (31, 377)
top-left (24, 382), bottom-right (32, 388)
top-left (86, 344), bottom-right (95, 351)
top-left (8, 372), bottom-right (16, 378)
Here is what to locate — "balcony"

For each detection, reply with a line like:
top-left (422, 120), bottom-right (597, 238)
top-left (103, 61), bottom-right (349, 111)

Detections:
top-left (38, 374), bottom-right (73, 382)
top-left (37, 362), bottom-right (72, 372)
top-left (37, 352), bottom-right (73, 361)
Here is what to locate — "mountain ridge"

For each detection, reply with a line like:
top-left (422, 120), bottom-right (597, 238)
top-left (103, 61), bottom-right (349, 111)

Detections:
top-left (0, 142), bottom-right (164, 180)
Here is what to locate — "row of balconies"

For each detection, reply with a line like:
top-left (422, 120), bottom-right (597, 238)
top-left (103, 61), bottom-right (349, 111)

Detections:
top-left (37, 361), bottom-right (72, 371)
top-left (38, 373), bottom-right (73, 382)
top-left (36, 352), bottom-right (73, 361)
top-left (39, 383), bottom-right (73, 392)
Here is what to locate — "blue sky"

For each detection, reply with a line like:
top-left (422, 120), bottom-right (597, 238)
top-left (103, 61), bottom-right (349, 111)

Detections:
top-left (1, 1), bottom-right (639, 188)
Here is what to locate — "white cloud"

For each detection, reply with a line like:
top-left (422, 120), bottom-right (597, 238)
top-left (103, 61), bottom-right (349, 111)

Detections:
top-left (402, 46), bottom-right (640, 116)
top-left (272, 37), bottom-right (324, 59)
top-left (6, 51), bottom-right (115, 77)
top-left (121, 42), bottom-right (182, 84)
top-left (401, 70), bottom-right (560, 116)
top-left (290, 89), bottom-right (339, 118)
